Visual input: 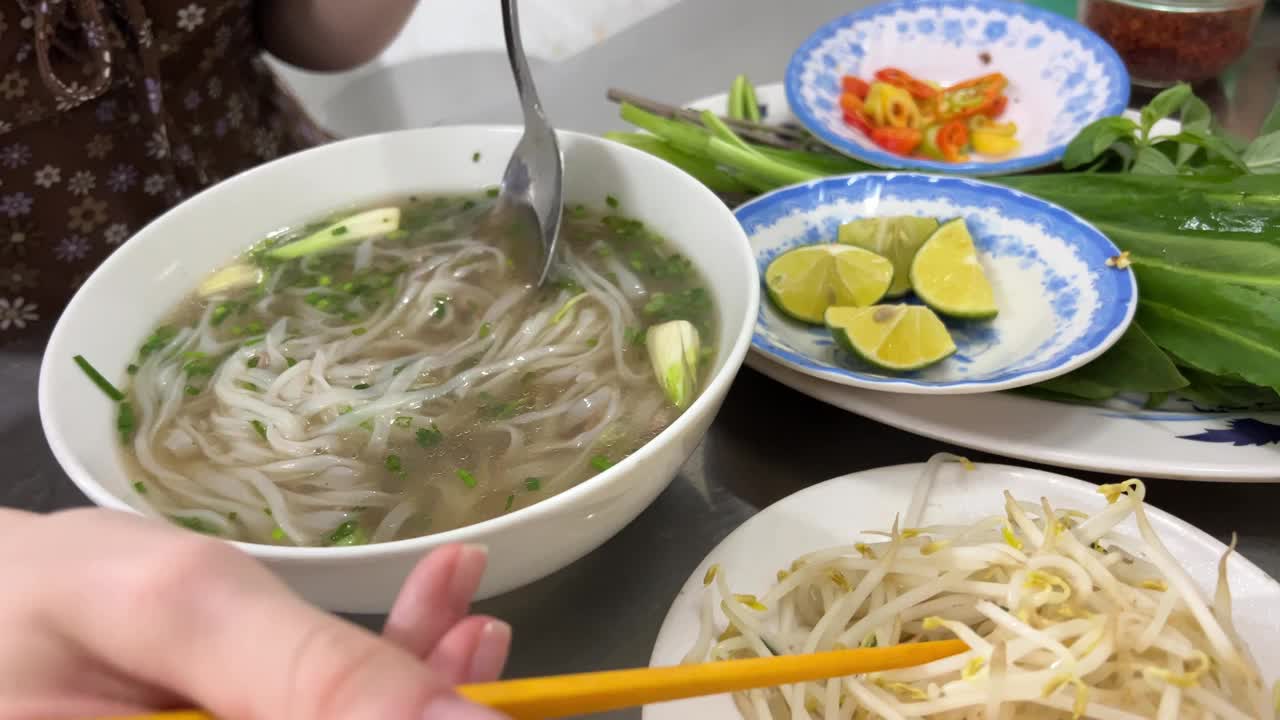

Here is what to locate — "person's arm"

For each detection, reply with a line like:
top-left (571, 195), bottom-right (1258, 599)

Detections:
top-left (257, 0), bottom-right (419, 72)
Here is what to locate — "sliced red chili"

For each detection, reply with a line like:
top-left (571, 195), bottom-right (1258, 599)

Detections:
top-left (869, 126), bottom-right (923, 156)
top-left (935, 119), bottom-right (970, 162)
top-left (873, 68), bottom-right (938, 100)
top-left (841, 75), bottom-right (870, 100)
top-left (840, 93), bottom-right (873, 134)
top-left (937, 73), bottom-right (1008, 121)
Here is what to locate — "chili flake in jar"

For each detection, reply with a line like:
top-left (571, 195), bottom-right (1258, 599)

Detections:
top-left (1080, 0), bottom-right (1262, 87)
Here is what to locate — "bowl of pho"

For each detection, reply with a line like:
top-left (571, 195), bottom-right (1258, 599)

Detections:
top-left (39, 126), bottom-right (759, 613)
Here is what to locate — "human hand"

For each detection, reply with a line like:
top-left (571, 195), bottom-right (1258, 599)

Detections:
top-left (0, 507), bottom-right (511, 720)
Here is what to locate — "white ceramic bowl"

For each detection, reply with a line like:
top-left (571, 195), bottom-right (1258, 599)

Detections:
top-left (38, 126), bottom-right (759, 613)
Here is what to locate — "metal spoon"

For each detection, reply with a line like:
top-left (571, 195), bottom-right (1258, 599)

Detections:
top-left (497, 0), bottom-right (563, 286)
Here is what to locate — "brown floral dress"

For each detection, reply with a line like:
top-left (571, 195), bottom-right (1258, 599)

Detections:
top-left (0, 0), bottom-right (328, 347)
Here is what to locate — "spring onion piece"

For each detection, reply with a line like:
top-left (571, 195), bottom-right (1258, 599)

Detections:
top-left (74, 355), bottom-right (124, 402)
top-left (645, 319), bottom-right (701, 409)
top-left (250, 419), bottom-right (267, 440)
top-left (684, 454), bottom-right (1273, 719)
top-left (551, 292), bottom-right (589, 324)
top-left (197, 263), bottom-right (264, 298)
top-left (267, 207), bottom-right (401, 260)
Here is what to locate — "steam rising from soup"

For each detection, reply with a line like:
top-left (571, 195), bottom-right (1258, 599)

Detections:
top-left (114, 194), bottom-right (716, 546)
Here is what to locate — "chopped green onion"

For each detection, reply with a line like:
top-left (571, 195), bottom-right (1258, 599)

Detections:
top-left (359, 419), bottom-right (374, 431)
top-left (645, 319), bottom-right (701, 410)
top-left (551, 292), bottom-right (589, 324)
top-left (590, 455), bottom-right (613, 472)
top-left (393, 416), bottom-right (412, 429)
top-left (458, 469), bottom-right (478, 488)
top-left (479, 322), bottom-right (492, 338)
top-left (486, 186), bottom-right (499, 198)
top-left (624, 327), bottom-right (646, 347)
top-left (117, 402), bottom-right (136, 443)
top-left (354, 383), bottom-right (370, 390)
top-left (228, 511), bottom-right (239, 521)
top-left (586, 338), bottom-right (598, 348)
top-left (606, 194), bottom-right (619, 208)
top-left (139, 326), bottom-right (177, 358)
top-left (385, 454), bottom-right (403, 474)
top-left (416, 423), bottom-right (443, 448)
top-left (237, 381), bottom-right (260, 392)
top-left (271, 526), bottom-right (286, 541)
top-left (133, 481), bottom-right (147, 494)
top-left (184, 385), bottom-right (200, 396)
top-left (327, 520), bottom-right (367, 546)
top-left (472, 151), bottom-right (482, 162)
top-left (431, 295), bottom-right (450, 319)
top-left (524, 477), bottom-right (542, 491)
top-left (286, 356), bottom-right (298, 368)
top-left (393, 363), bottom-right (407, 375)
top-left (198, 264), bottom-right (263, 298)
top-left (173, 516), bottom-right (219, 535)
top-left (352, 327), bottom-right (367, 336)
top-left (251, 419), bottom-right (268, 439)
top-left (268, 207), bottom-right (401, 260)
top-left (338, 404), bottom-right (353, 415)
top-left (247, 356), bottom-right (259, 368)
top-left (505, 494), bottom-right (515, 511)
top-left (73, 355), bottom-right (125, 402)
top-left (126, 363), bottom-right (139, 375)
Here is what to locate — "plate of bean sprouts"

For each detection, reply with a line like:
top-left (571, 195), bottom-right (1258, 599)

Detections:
top-left (647, 455), bottom-right (1279, 719)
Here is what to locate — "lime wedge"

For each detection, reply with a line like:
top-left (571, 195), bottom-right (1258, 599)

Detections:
top-left (909, 218), bottom-right (998, 319)
top-left (765, 244), bottom-right (894, 324)
top-left (838, 216), bottom-right (939, 298)
top-left (825, 305), bottom-right (956, 372)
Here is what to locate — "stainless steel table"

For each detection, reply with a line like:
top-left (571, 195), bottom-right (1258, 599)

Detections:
top-left (4, 1), bottom-right (1278, 717)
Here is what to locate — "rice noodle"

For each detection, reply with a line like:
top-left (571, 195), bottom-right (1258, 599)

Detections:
top-left (121, 194), bottom-right (716, 546)
top-left (685, 455), bottom-right (1275, 719)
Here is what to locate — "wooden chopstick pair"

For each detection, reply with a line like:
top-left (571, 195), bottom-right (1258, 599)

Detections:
top-left (109, 639), bottom-right (966, 719)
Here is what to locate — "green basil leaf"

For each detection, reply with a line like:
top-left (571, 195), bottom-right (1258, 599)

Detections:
top-left (1132, 145), bottom-right (1178, 175)
top-left (1153, 129), bottom-right (1247, 172)
top-left (1179, 95), bottom-right (1212, 133)
top-left (1176, 96), bottom-right (1212, 166)
top-left (1243, 130), bottom-right (1280, 175)
top-left (1140, 83), bottom-right (1192, 138)
top-left (1062, 116), bottom-right (1139, 170)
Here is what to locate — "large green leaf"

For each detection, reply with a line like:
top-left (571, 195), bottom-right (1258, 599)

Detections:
top-left (1134, 265), bottom-right (1280, 392)
top-left (1097, 222), bottom-right (1280, 291)
top-left (1031, 322), bottom-right (1187, 401)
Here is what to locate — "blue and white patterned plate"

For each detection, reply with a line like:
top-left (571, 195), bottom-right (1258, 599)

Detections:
top-left (785, 0), bottom-right (1130, 175)
top-left (739, 172), bottom-right (1136, 394)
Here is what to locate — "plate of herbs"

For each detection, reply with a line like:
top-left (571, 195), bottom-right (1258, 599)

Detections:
top-left (604, 80), bottom-right (1280, 480)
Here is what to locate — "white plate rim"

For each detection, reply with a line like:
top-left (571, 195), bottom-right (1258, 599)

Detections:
top-left (643, 461), bottom-right (1280, 719)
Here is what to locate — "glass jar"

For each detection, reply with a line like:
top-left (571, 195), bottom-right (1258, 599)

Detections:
top-left (1080, 0), bottom-right (1263, 87)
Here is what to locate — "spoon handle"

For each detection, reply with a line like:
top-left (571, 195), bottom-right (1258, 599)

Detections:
top-left (501, 0), bottom-right (546, 126)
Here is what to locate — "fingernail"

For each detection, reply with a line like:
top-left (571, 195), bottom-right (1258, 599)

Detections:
top-left (422, 694), bottom-right (508, 720)
top-left (468, 619), bottom-right (512, 682)
top-left (448, 544), bottom-right (488, 610)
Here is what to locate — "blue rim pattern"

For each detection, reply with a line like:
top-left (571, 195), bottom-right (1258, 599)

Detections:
top-left (785, 0), bottom-right (1130, 176)
top-left (737, 173), bottom-right (1137, 392)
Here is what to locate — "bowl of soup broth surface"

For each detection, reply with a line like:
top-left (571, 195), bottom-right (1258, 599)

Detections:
top-left (39, 126), bottom-right (759, 612)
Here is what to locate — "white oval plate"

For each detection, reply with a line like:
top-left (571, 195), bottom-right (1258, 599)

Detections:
top-left (738, 172), bottom-right (1135, 394)
top-left (784, 0), bottom-right (1129, 175)
top-left (682, 85), bottom-right (1280, 482)
top-left (645, 462), bottom-right (1280, 719)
